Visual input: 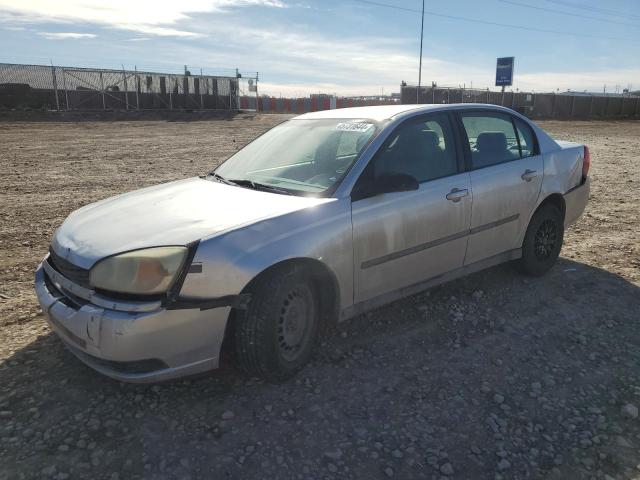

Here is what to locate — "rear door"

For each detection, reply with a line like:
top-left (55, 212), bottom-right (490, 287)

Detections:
top-left (351, 112), bottom-right (472, 304)
top-left (456, 111), bottom-right (543, 264)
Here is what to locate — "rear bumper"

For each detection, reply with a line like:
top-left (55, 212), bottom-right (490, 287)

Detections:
top-left (564, 178), bottom-right (590, 228)
top-left (35, 264), bottom-right (230, 383)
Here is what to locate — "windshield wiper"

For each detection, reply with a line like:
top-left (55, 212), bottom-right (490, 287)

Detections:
top-left (208, 172), bottom-right (236, 185)
top-left (228, 179), bottom-right (294, 196)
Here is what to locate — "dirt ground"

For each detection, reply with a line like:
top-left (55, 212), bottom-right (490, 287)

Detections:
top-left (0, 116), bottom-right (639, 480)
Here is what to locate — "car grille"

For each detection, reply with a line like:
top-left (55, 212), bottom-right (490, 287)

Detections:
top-left (43, 268), bottom-right (89, 309)
top-left (47, 248), bottom-right (91, 289)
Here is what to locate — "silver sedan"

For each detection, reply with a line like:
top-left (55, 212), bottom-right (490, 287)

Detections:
top-left (35, 104), bottom-right (590, 382)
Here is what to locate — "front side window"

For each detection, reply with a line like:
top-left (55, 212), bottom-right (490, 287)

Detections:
top-left (460, 112), bottom-right (521, 169)
top-left (213, 118), bottom-right (381, 195)
top-left (371, 113), bottom-right (459, 183)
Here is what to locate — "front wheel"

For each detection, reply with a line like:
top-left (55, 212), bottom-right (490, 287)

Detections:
top-left (517, 204), bottom-right (564, 276)
top-left (234, 266), bottom-right (319, 382)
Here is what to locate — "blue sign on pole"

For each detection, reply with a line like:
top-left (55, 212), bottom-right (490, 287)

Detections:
top-left (495, 57), bottom-right (515, 87)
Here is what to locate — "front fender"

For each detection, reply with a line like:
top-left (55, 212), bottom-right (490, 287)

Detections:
top-left (178, 198), bottom-right (354, 312)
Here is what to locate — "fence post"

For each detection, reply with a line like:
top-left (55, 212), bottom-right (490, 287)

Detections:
top-left (122, 66), bottom-right (129, 110)
top-left (447, 88), bottom-right (450, 104)
top-left (570, 95), bottom-right (576, 117)
top-left (551, 93), bottom-right (556, 117)
top-left (61, 68), bottom-right (69, 110)
top-left (432, 88), bottom-right (435, 104)
top-left (486, 88), bottom-right (489, 104)
top-left (254, 73), bottom-right (259, 111)
top-left (604, 96), bottom-right (609, 118)
top-left (588, 95), bottom-right (594, 118)
top-left (199, 69), bottom-right (204, 109)
top-left (50, 63), bottom-right (60, 111)
top-left (635, 97), bottom-right (640, 117)
top-left (169, 77), bottom-right (173, 110)
top-left (99, 71), bottom-right (106, 110)
top-left (134, 66), bottom-right (140, 110)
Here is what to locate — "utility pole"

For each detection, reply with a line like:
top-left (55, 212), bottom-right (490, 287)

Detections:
top-left (417, 0), bottom-right (425, 104)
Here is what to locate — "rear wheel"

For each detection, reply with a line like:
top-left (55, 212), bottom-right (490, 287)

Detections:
top-left (517, 204), bottom-right (564, 276)
top-left (234, 265), bottom-right (319, 382)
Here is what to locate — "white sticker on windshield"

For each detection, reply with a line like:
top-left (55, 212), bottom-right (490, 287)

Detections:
top-left (335, 122), bottom-right (374, 132)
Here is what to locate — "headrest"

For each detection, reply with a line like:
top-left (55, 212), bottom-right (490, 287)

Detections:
top-left (396, 125), bottom-right (440, 148)
top-left (355, 134), bottom-right (369, 152)
top-left (315, 131), bottom-right (339, 163)
top-left (476, 131), bottom-right (507, 152)
top-left (420, 129), bottom-right (439, 150)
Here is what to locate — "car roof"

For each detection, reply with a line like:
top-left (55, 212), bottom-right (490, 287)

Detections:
top-left (293, 103), bottom-right (511, 122)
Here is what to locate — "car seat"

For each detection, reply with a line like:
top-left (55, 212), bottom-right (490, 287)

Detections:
top-left (474, 131), bottom-right (516, 168)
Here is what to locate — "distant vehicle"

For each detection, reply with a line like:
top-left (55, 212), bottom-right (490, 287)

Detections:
top-left (35, 104), bottom-right (590, 383)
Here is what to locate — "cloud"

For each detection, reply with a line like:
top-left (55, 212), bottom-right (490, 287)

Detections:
top-left (37, 31), bottom-right (97, 39)
top-left (180, 23), bottom-right (488, 95)
top-left (207, 23), bottom-right (637, 95)
top-left (0, 0), bottom-right (285, 37)
top-left (515, 70), bottom-right (640, 93)
top-left (256, 81), bottom-right (401, 97)
top-left (2, 0), bottom-right (636, 95)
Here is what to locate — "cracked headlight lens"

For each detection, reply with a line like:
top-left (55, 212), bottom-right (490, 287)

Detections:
top-left (89, 247), bottom-right (188, 295)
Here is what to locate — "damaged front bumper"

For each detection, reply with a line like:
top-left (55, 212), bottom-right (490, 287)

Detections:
top-left (35, 261), bottom-right (231, 383)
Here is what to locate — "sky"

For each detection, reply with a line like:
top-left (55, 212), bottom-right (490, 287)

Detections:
top-left (0, 0), bottom-right (638, 96)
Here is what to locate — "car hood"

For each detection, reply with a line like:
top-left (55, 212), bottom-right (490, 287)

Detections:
top-left (51, 177), bottom-right (333, 269)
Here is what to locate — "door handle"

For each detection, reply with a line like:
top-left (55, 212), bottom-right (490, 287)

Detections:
top-left (446, 188), bottom-right (469, 202)
top-left (521, 169), bottom-right (538, 182)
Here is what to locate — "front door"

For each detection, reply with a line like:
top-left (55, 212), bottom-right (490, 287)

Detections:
top-left (457, 111), bottom-right (543, 265)
top-left (351, 112), bottom-right (472, 304)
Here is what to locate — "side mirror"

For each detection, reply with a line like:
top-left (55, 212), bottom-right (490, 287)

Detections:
top-left (374, 172), bottom-right (419, 195)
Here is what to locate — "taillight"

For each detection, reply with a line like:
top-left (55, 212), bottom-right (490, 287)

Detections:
top-left (582, 146), bottom-right (591, 180)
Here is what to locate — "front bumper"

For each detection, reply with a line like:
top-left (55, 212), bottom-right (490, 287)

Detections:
top-left (35, 263), bottom-right (231, 383)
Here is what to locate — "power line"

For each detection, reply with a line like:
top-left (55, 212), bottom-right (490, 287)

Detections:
top-left (350, 0), bottom-right (640, 43)
top-left (543, 0), bottom-right (640, 21)
top-left (498, 0), bottom-right (639, 27)
top-left (351, 0), bottom-right (419, 13)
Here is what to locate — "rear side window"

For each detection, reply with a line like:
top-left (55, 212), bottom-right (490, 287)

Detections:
top-left (514, 118), bottom-right (537, 158)
top-left (373, 112), bottom-right (458, 183)
top-left (460, 112), bottom-right (520, 169)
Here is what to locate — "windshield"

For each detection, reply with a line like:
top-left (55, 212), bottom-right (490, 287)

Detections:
top-left (213, 118), bottom-right (382, 195)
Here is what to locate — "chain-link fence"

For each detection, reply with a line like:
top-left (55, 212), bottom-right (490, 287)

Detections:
top-left (0, 63), bottom-right (239, 111)
top-left (401, 85), bottom-right (640, 120)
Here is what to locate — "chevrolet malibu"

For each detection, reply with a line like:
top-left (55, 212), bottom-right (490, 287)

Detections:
top-left (35, 104), bottom-right (590, 383)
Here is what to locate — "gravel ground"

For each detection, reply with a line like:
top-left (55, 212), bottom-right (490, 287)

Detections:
top-left (1, 116), bottom-right (639, 480)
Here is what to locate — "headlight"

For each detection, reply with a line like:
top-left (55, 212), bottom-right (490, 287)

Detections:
top-left (89, 247), bottom-right (188, 295)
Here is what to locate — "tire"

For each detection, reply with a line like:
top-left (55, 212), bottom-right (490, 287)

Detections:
top-left (234, 265), bottom-right (319, 382)
top-left (517, 204), bottom-right (564, 276)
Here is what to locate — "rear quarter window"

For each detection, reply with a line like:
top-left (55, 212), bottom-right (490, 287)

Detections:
top-left (514, 118), bottom-right (538, 158)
